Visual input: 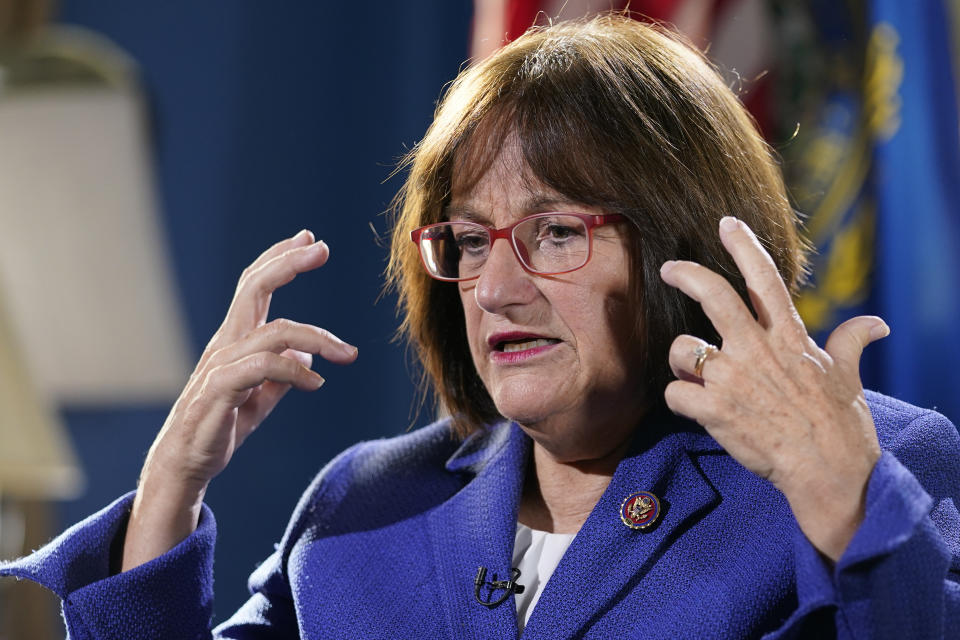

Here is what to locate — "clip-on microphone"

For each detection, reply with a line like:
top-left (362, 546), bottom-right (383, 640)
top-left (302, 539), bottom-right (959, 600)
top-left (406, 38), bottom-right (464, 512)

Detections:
top-left (474, 566), bottom-right (525, 608)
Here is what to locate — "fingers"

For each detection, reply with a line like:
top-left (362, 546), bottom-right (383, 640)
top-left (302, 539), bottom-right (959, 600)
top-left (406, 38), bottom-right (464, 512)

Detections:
top-left (240, 240), bottom-right (330, 303)
top-left (207, 319), bottom-right (358, 371)
top-left (659, 216), bottom-right (805, 347)
top-left (217, 235), bottom-right (331, 346)
top-left (234, 381), bottom-right (292, 440)
top-left (197, 320), bottom-right (357, 439)
top-left (660, 259), bottom-right (759, 344)
top-left (716, 216), bottom-right (797, 329)
top-left (824, 315), bottom-right (889, 372)
top-left (668, 335), bottom-right (720, 383)
top-left (663, 379), bottom-right (714, 425)
top-left (206, 351), bottom-right (325, 407)
top-left (282, 347), bottom-right (313, 369)
top-left (251, 228), bottom-right (316, 271)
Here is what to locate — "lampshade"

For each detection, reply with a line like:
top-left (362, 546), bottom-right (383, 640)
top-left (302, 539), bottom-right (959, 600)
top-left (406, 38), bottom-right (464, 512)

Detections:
top-left (0, 26), bottom-right (192, 405)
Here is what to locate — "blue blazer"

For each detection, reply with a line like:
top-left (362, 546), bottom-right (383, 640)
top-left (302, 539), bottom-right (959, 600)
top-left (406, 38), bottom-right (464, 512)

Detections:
top-left (3, 390), bottom-right (959, 638)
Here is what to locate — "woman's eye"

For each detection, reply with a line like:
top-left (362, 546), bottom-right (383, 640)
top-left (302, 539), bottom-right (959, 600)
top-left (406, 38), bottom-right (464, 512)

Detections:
top-left (455, 233), bottom-right (489, 253)
top-left (539, 224), bottom-right (579, 242)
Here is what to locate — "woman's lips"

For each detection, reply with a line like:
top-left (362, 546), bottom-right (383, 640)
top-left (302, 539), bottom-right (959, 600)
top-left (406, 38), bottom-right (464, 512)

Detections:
top-left (490, 341), bottom-right (559, 364)
top-left (502, 338), bottom-right (554, 353)
top-left (487, 332), bottom-right (561, 364)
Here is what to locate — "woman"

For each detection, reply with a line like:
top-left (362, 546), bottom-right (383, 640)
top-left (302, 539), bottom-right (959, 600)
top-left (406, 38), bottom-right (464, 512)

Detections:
top-left (3, 14), bottom-right (958, 639)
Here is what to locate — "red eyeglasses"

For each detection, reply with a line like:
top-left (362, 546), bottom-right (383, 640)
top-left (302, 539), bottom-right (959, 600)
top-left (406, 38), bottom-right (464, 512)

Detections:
top-left (410, 212), bottom-right (626, 282)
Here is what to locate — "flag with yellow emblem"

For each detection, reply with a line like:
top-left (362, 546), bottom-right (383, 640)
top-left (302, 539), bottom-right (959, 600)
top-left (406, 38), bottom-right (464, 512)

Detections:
top-left (791, 0), bottom-right (960, 422)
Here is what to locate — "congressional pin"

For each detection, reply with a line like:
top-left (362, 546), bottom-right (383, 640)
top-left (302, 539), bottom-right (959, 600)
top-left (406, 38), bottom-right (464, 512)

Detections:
top-left (620, 491), bottom-right (661, 529)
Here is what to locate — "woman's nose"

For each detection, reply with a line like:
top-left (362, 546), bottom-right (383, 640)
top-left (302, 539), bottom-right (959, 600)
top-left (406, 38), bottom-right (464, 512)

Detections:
top-left (472, 239), bottom-right (537, 314)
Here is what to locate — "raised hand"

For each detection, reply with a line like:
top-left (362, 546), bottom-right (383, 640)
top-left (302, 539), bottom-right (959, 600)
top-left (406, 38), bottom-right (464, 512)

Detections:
top-left (659, 216), bottom-right (886, 561)
top-left (122, 230), bottom-right (357, 571)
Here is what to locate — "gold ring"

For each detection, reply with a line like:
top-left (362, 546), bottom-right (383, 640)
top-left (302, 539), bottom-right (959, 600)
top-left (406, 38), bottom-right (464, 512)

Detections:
top-left (693, 344), bottom-right (718, 378)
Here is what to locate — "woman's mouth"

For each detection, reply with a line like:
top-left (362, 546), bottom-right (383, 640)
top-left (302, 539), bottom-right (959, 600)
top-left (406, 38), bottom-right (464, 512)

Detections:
top-left (488, 333), bottom-right (561, 363)
top-left (500, 338), bottom-right (556, 353)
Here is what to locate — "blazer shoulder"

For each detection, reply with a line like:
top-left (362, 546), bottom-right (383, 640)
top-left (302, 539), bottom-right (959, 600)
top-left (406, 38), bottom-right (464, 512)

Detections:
top-left (865, 389), bottom-right (958, 440)
top-left (866, 388), bottom-right (948, 421)
top-left (865, 389), bottom-right (960, 499)
top-left (275, 419), bottom-right (467, 550)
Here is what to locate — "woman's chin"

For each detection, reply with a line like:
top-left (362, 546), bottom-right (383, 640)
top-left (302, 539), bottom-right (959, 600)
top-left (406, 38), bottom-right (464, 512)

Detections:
top-left (495, 405), bottom-right (549, 427)
top-left (487, 373), bottom-right (570, 417)
top-left (493, 397), bottom-right (580, 446)
top-left (490, 384), bottom-right (565, 425)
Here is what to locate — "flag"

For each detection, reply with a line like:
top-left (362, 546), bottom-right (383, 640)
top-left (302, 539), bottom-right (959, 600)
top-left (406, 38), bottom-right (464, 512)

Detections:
top-left (864, 0), bottom-right (960, 420)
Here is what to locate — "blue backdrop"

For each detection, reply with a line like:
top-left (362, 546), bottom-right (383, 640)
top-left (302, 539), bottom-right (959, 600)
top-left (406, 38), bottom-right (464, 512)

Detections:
top-left (55, 1), bottom-right (473, 620)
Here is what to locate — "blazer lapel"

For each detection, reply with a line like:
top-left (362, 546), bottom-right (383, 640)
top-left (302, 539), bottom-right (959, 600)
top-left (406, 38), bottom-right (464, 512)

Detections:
top-left (521, 429), bottom-right (722, 639)
top-left (427, 422), bottom-right (530, 640)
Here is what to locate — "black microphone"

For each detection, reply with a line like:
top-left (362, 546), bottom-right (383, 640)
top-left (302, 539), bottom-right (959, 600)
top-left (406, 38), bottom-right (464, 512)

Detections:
top-left (474, 566), bottom-right (525, 608)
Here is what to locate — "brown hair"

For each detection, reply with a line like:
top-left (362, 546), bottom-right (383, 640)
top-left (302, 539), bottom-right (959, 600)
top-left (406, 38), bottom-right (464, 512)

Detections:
top-left (387, 13), bottom-right (807, 437)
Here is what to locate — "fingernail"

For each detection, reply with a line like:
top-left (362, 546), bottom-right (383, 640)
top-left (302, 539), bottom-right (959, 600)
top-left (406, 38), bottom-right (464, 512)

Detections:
top-left (870, 323), bottom-right (890, 340)
top-left (295, 228), bottom-right (311, 240)
top-left (660, 260), bottom-right (677, 276)
top-left (720, 216), bottom-right (739, 233)
top-left (342, 343), bottom-right (358, 358)
top-left (311, 372), bottom-right (326, 389)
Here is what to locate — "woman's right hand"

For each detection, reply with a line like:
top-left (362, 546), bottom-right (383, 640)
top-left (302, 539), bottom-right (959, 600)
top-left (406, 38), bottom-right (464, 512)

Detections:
top-left (121, 229), bottom-right (358, 571)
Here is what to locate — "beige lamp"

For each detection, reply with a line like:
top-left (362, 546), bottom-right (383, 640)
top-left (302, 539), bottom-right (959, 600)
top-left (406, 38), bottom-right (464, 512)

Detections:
top-left (0, 21), bottom-right (193, 638)
top-left (0, 282), bottom-right (82, 503)
top-left (0, 19), bottom-right (193, 513)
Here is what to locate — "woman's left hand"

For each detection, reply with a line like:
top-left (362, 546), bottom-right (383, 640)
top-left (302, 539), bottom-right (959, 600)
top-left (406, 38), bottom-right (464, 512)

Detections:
top-left (659, 216), bottom-right (886, 562)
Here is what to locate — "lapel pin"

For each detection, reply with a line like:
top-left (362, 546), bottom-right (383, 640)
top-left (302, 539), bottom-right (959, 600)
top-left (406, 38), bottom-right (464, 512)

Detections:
top-left (620, 491), bottom-right (661, 529)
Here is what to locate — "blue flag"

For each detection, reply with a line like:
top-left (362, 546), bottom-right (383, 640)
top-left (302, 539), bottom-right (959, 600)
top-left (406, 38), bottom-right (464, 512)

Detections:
top-left (793, 0), bottom-right (960, 423)
top-left (867, 0), bottom-right (960, 421)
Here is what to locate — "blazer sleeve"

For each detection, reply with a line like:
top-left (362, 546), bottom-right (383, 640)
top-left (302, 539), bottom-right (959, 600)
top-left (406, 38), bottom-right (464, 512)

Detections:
top-left (0, 491), bottom-right (219, 639)
top-left (778, 407), bottom-right (960, 639)
top-left (0, 438), bottom-right (379, 639)
top-left (0, 491), bottom-right (312, 639)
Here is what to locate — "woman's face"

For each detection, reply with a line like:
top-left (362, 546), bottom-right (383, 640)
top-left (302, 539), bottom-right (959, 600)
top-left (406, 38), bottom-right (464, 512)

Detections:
top-left (453, 141), bottom-right (647, 462)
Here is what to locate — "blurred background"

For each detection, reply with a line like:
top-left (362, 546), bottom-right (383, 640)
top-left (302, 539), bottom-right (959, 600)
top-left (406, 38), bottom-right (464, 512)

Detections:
top-left (0, 0), bottom-right (957, 637)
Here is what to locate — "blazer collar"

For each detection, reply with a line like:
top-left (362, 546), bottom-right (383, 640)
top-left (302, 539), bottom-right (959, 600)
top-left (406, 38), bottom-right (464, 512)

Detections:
top-left (521, 426), bottom-right (722, 638)
top-left (429, 422), bottom-right (530, 639)
top-left (428, 416), bottom-right (722, 640)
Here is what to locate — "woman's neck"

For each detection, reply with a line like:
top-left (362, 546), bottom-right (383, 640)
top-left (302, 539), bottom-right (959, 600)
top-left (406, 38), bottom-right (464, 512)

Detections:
top-left (517, 436), bottom-right (634, 534)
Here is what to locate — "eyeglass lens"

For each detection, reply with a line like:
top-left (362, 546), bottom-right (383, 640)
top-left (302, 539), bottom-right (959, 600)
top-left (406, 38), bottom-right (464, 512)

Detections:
top-left (419, 214), bottom-right (590, 280)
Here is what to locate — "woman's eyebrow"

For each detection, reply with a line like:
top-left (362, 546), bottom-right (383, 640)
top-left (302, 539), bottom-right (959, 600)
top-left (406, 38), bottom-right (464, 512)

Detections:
top-left (522, 194), bottom-right (578, 212)
top-left (443, 204), bottom-right (488, 223)
top-left (443, 193), bottom-right (578, 222)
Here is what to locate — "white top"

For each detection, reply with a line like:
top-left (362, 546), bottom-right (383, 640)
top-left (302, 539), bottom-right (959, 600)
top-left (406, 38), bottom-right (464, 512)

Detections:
top-left (512, 522), bottom-right (577, 632)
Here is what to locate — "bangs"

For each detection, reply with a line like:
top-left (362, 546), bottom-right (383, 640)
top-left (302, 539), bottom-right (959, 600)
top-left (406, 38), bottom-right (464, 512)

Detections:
top-left (449, 60), bottom-right (646, 217)
top-left (447, 105), bottom-right (518, 201)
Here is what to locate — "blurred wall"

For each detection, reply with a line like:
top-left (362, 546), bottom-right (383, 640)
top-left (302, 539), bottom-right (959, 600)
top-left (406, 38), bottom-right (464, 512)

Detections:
top-left (54, 0), bottom-right (473, 621)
